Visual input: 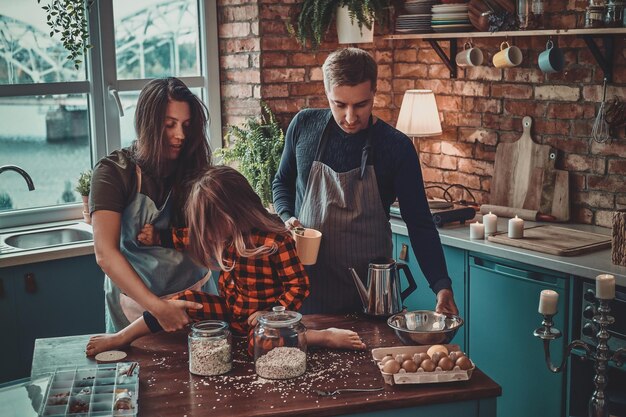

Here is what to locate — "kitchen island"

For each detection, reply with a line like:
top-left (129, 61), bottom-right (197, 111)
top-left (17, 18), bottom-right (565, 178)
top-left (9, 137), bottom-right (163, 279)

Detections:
top-left (31, 314), bottom-right (501, 417)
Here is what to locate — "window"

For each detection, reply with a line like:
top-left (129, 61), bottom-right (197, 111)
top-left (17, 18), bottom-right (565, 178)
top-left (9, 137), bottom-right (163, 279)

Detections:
top-left (0, 0), bottom-right (221, 227)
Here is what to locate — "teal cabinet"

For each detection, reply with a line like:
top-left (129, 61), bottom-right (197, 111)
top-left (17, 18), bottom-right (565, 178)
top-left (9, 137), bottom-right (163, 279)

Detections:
top-left (0, 255), bottom-right (104, 382)
top-left (394, 234), bottom-right (466, 351)
top-left (0, 275), bottom-right (20, 381)
top-left (468, 254), bottom-right (568, 417)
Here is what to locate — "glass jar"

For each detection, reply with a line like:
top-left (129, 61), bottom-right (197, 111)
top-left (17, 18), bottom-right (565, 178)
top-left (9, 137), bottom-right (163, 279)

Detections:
top-left (585, 5), bottom-right (606, 27)
top-left (254, 306), bottom-right (307, 380)
top-left (188, 320), bottom-right (232, 376)
top-left (605, 0), bottom-right (625, 26)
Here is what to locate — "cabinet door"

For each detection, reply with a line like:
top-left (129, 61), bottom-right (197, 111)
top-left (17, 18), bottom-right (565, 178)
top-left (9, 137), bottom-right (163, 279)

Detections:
top-left (395, 235), bottom-right (466, 350)
top-left (13, 255), bottom-right (105, 377)
top-left (0, 274), bottom-right (21, 383)
top-left (468, 255), bottom-right (568, 417)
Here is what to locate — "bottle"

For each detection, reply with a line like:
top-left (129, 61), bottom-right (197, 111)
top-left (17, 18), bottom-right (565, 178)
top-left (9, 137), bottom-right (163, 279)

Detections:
top-left (254, 306), bottom-right (307, 380)
top-left (188, 320), bottom-right (232, 376)
top-left (531, 0), bottom-right (545, 29)
top-left (517, 0), bottom-right (531, 29)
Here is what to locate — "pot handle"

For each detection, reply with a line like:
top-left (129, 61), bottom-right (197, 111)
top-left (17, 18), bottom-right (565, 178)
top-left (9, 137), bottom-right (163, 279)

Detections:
top-left (397, 262), bottom-right (417, 301)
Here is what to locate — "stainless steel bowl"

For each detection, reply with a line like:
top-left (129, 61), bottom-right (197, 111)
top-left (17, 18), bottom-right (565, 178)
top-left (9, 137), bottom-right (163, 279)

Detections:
top-left (387, 310), bottom-right (464, 345)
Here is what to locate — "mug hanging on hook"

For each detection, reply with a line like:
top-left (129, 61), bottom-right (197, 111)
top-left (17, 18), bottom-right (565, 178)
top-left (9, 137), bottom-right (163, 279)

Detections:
top-left (456, 41), bottom-right (484, 68)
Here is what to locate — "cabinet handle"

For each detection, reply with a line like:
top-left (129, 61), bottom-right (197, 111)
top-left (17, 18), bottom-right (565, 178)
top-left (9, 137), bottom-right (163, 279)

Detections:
top-left (24, 273), bottom-right (37, 294)
top-left (0, 278), bottom-right (4, 298)
top-left (399, 244), bottom-right (408, 261)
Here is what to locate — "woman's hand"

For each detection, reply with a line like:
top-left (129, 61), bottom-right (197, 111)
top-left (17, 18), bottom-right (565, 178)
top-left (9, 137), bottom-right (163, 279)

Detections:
top-left (137, 224), bottom-right (161, 246)
top-left (435, 288), bottom-right (459, 316)
top-left (149, 299), bottom-right (203, 332)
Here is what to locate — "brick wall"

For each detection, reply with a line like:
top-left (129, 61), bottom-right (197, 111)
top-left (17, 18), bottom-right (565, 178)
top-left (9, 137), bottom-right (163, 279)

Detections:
top-left (217, 0), bottom-right (625, 227)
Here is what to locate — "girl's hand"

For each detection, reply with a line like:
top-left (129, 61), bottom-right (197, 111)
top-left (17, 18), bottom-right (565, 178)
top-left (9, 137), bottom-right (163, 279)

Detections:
top-left (137, 224), bottom-right (161, 246)
top-left (150, 299), bottom-right (202, 332)
top-left (247, 310), bottom-right (265, 327)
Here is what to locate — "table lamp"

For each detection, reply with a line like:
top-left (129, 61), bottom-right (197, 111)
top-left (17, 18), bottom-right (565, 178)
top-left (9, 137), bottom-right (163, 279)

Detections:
top-left (396, 89), bottom-right (442, 138)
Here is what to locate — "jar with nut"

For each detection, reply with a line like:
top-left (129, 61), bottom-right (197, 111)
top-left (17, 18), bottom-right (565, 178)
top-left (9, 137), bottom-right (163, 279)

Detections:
top-left (254, 306), bottom-right (307, 379)
top-left (188, 320), bottom-right (232, 376)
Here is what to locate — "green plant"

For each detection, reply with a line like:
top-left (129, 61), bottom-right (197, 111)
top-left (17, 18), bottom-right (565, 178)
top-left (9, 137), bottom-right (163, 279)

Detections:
top-left (216, 103), bottom-right (285, 208)
top-left (0, 191), bottom-right (13, 211)
top-left (289, 0), bottom-right (392, 49)
top-left (37, 0), bottom-right (95, 69)
top-left (75, 169), bottom-right (92, 196)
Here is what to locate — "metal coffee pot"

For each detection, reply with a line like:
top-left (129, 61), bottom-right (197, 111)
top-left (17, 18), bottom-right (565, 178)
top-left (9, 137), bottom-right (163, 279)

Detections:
top-left (349, 257), bottom-right (417, 316)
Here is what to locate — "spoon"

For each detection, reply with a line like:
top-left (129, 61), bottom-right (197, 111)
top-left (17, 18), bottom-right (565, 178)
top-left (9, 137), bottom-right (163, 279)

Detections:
top-left (314, 387), bottom-right (384, 397)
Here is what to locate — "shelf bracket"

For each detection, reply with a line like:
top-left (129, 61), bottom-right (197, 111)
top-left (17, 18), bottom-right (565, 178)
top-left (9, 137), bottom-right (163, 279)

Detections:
top-left (581, 35), bottom-right (614, 83)
top-left (428, 39), bottom-right (457, 79)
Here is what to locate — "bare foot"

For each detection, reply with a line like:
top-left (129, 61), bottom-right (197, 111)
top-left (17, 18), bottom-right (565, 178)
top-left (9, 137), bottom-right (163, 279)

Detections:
top-left (85, 334), bottom-right (128, 357)
top-left (319, 328), bottom-right (366, 350)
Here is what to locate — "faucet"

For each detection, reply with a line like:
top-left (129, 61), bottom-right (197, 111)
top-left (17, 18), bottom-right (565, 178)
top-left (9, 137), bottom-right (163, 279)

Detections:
top-left (0, 165), bottom-right (35, 190)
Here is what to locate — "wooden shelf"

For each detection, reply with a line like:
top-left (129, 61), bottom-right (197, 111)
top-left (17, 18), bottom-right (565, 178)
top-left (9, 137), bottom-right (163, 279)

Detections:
top-left (384, 27), bottom-right (626, 40)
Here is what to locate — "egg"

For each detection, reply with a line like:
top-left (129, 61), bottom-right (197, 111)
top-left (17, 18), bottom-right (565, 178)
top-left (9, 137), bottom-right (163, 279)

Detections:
top-left (427, 344), bottom-right (449, 358)
top-left (412, 353), bottom-right (424, 366)
top-left (456, 356), bottom-right (472, 370)
top-left (401, 353), bottom-right (413, 362)
top-left (420, 358), bottom-right (436, 372)
top-left (382, 359), bottom-right (401, 374)
top-left (430, 351), bottom-right (443, 365)
top-left (438, 356), bottom-right (454, 371)
top-left (380, 355), bottom-right (395, 365)
top-left (395, 354), bottom-right (404, 363)
top-left (449, 351), bottom-right (466, 362)
top-left (401, 359), bottom-right (418, 373)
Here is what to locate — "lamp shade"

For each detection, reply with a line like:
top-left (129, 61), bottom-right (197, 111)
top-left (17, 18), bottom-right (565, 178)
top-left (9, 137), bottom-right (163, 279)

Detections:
top-left (396, 90), bottom-right (442, 137)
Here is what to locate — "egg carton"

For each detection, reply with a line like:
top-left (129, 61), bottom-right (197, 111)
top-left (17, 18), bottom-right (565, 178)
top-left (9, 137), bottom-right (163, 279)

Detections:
top-left (371, 344), bottom-right (475, 385)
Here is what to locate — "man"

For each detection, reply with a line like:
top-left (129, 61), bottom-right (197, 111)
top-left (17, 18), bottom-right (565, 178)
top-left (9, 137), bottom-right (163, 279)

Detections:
top-left (272, 47), bottom-right (458, 315)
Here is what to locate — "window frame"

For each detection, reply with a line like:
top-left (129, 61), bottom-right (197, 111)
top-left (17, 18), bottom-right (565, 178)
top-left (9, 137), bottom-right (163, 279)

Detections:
top-left (0, 0), bottom-right (222, 229)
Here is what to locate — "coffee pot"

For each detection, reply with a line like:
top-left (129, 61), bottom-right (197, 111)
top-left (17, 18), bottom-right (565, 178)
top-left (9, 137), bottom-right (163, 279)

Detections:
top-left (349, 257), bottom-right (417, 316)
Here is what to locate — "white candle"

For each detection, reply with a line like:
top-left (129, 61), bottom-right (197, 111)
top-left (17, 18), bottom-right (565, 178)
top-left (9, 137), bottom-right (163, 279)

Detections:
top-left (483, 211), bottom-right (498, 235)
top-left (538, 289), bottom-right (559, 315)
top-left (508, 215), bottom-right (524, 239)
top-left (470, 222), bottom-right (485, 239)
top-left (596, 274), bottom-right (615, 299)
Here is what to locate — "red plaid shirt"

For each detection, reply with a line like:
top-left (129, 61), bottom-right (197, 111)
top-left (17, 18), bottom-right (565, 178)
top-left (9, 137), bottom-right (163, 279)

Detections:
top-left (172, 228), bottom-right (310, 320)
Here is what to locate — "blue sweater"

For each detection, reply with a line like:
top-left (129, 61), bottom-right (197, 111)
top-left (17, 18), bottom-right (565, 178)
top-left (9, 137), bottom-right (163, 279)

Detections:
top-left (272, 109), bottom-right (452, 294)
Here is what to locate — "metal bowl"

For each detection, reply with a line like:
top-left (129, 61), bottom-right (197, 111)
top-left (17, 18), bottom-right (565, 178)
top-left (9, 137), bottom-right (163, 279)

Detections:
top-left (387, 310), bottom-right (464, 345)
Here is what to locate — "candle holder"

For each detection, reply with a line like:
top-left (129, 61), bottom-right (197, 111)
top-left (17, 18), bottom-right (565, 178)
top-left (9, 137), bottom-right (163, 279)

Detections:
top-left (534, 298), bottom-right (626, 417)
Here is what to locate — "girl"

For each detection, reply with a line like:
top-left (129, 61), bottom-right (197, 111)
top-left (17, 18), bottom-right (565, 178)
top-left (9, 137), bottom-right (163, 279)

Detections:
top-left (86, 166), bottom-right (365, 356)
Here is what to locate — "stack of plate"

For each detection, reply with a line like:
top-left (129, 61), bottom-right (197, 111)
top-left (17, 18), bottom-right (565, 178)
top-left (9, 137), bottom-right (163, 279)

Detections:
top-left (404, 0), bottom-right (437, 14)
top-left (396, 13), bottom-right (433, 33)
top-left (431, 2), bottom-right (473, 33)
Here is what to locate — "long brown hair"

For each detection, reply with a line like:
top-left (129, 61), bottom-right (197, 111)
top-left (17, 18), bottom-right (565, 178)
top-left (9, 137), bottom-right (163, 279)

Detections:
top-left (185, 166), bottom-right (287, 271)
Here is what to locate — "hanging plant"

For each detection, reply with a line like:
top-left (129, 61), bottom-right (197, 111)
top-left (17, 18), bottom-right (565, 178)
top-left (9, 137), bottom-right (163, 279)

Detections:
top-left (37, 0), bottom-right (95, 69)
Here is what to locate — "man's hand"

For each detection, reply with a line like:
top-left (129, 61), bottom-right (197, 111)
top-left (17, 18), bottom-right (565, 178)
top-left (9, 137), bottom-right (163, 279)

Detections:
top-left (284, 216), bottom-right (302, 230)
top-left (435, 288), bottom-right (459, 316)
top-left (149, 299), bottom-right (203, 332)
top-left (247, 310), bottom-right (265, 327)
top-left (137, 224), bottom-right (161, 246)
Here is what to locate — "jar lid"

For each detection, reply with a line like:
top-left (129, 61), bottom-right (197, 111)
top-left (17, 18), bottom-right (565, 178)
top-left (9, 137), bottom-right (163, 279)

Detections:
top-left (191, 320), bottom-right (229, 336)
top-left (258, 306), bottom-right (302, 328)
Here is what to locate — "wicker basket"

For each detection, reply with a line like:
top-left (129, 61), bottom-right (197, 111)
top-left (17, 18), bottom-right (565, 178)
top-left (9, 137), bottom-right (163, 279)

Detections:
top-left (613, 209), bottom-right (626, 267)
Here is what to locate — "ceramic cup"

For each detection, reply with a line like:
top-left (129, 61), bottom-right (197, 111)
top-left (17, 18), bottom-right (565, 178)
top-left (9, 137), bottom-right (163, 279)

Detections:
top-left (492, 41), bottom-right (523, 68)
top-left (538, 40), bottom-right (565, 73)
top-left (456, 42), bottom-right (484, 67)
top-left (293, 227), bottom-right (322, 265)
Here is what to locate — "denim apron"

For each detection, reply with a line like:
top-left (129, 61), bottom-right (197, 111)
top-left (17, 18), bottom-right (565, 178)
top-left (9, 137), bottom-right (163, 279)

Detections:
top-left (297, 116), bottom-right (393, 314)
top-left (104, 166), bottom-right (215, 332)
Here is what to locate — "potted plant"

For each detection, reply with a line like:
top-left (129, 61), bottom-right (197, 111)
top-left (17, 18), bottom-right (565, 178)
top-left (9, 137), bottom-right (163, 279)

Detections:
top-left (216, 103), bottom-right (285, 210)
top-left (290, 0), bottom-right (394, 49)
top-left (75, 169), bottom-right (92, 224)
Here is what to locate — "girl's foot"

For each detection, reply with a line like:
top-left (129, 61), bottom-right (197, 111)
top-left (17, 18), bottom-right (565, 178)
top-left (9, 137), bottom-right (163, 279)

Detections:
top-left (85, 334), bottom-right (128, 356)
top-left (320, 328), bottom-right (366, 350)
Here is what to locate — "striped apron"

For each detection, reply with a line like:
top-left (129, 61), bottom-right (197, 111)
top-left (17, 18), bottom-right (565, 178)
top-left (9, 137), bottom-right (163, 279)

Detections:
top-left (298, 117), bottom-right (393, 314)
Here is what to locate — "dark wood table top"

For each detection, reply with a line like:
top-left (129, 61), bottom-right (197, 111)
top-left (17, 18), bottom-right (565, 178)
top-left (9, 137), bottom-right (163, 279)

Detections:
top-left (32, 314), bottom-right (501, 417)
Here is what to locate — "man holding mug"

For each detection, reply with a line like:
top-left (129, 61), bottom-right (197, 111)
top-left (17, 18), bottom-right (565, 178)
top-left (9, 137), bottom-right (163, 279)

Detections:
top-left (272, 47), bottom-right (459, 316)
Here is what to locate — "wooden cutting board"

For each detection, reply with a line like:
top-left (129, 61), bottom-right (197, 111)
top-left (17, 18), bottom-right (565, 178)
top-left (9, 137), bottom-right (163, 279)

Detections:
top-left (487, 225), bottom-right (611, 256)
top-left (491, 116), bottom-right (554, 210)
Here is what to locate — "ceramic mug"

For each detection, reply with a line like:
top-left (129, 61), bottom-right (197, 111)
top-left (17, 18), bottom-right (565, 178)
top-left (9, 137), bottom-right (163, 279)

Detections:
top-left (456, 42), bottom-right (484, 67)
top-left (538, 40), bottom-right (565, 73)
top-left (492, 41), bottom-right (523, 68)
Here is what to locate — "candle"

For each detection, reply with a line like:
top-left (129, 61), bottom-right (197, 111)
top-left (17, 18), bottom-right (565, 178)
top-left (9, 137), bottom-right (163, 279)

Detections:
top-left (538, 289), bottom-right (559, 315)
top-left (483, 211), bottom-right (497, 235)
top-left (508, 215), bottom-right (524, 239)
top-left (595, 274), bottom-right (615, 299)
top-left (470, 222), bottom-right (485, 239)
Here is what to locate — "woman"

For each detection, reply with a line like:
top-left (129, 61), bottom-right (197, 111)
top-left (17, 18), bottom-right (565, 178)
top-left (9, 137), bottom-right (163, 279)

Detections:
top-left (90, 77), bottom-right (214, 333)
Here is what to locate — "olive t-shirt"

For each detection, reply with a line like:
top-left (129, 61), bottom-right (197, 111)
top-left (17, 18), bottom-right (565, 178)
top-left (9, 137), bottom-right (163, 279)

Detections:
top-left (89, 148), bottom-right (174, 215)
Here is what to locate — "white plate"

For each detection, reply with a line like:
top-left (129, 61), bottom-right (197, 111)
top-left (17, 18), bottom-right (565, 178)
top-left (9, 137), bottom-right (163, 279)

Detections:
top-left (432, 5), bottom-right (469, 12)
top-left (431, 13), bottom-right (469, 19)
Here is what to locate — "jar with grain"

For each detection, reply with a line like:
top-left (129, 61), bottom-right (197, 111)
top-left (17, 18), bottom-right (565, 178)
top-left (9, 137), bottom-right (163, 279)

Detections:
top-left (188, 320), bottom-right (232, 376)
top-left (254, 306), bottom-right (307, 379)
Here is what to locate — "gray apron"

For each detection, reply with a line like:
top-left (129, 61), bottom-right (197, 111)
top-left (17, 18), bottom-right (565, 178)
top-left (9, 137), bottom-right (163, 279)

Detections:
top-left (298, 116), bottom-right (393, 314)
top-left (104, 166), bottom-right (215, 332)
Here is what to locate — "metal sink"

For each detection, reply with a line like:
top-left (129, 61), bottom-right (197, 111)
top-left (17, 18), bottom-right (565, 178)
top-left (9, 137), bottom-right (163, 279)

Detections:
top-left (0, 223), bottom-right (93, 253)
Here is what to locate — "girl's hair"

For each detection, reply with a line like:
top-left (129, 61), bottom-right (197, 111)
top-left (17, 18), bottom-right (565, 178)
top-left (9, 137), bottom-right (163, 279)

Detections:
top-left (185, 165), bottom-right (287, 271)
top-left (132, 77), bottom-right (212, 225)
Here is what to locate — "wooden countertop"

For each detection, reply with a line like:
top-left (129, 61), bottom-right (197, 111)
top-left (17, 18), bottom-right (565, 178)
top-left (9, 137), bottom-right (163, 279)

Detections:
top-left (32, 314), bottom-right (501, 417)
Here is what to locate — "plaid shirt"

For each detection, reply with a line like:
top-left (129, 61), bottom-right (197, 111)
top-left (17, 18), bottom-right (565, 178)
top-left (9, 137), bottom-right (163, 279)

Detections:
top-left (171, 228), bottom-right (310, 320)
